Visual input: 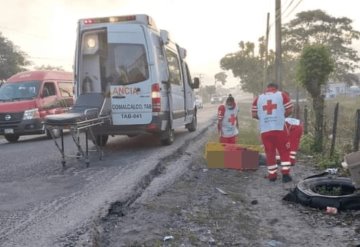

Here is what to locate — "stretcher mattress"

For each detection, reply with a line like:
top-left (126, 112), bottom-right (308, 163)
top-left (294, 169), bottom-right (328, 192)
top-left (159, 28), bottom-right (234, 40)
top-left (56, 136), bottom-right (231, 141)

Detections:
top-left (44, 93), bottom-right (105, 126)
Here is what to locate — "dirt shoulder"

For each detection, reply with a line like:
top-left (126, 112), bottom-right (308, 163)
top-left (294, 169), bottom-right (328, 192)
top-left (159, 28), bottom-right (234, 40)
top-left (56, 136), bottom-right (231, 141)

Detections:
top-left (98, 148), bottom-right (360, 247)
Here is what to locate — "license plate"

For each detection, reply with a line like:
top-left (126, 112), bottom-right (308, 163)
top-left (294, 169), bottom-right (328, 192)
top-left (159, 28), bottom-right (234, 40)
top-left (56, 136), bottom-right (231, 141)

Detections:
top-left (4, 128), bottom-right (14, 134)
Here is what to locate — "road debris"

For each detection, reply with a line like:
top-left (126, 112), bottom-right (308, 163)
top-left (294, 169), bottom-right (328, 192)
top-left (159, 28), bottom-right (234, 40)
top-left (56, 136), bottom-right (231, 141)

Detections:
top-left (215, 187), bottom-right (228, 195)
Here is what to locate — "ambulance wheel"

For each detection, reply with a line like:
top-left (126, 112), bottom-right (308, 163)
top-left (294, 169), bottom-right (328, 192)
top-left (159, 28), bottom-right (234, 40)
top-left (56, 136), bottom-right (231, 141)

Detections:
top-left (4, 134), bottom-right (20, 143)
top-left (46, 128), bottom-right (60, 139)
top-left (186, 113), bottom-right (197, 132)
top-left (160, 127), bottom-right (174, 146)
top-left (94, 135), bottom-right (109, 147)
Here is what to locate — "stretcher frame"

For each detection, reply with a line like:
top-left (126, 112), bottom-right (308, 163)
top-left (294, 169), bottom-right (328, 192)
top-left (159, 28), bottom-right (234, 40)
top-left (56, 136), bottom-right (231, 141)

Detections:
top-left (44, 92), bottom-right (111, 168)
top-left (45, 110), bottom-right (110, 167)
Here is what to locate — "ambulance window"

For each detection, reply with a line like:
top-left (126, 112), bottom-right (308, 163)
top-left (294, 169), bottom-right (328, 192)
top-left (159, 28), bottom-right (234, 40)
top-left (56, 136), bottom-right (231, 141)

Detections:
top-left (184, 63), bottom-right (192, 86)
top-left (106, 44), bottom-right (149, 85)
top-left (165, 50), bottom-right (182, 85)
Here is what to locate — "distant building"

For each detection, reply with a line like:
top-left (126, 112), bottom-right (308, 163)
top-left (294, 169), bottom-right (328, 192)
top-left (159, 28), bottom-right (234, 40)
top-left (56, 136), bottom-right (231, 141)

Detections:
top-left (325, 82), bottom-right (360, 98)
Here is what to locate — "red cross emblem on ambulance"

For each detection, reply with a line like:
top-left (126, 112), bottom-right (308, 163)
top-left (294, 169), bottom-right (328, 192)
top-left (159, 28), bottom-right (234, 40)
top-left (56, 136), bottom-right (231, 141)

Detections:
top-left (263, 100), bottom-right (277, 114)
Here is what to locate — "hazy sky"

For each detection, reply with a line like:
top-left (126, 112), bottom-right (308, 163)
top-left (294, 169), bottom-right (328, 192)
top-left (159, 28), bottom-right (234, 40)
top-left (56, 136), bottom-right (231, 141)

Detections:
top-left (1, 0), bottom-right (360, 86)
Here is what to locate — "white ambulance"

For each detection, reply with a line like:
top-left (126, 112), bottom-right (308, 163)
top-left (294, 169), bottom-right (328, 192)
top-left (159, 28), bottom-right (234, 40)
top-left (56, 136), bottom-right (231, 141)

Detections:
top-left (74, 14), bottom-right (200, 146)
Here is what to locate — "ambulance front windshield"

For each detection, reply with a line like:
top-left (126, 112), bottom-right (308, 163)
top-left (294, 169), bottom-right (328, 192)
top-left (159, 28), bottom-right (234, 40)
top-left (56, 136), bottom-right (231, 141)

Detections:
top-left (105, 44), bottom-right (149, 85)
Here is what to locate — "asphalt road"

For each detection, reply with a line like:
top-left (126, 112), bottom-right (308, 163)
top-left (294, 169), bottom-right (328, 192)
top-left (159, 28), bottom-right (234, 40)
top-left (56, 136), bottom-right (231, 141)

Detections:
top-left (0, 104), bottom-right (217, 247)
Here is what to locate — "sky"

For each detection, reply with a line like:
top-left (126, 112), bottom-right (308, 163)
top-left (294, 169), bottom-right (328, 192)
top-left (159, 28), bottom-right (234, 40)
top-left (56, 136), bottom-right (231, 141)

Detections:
top-left (1, 0), bottom-right (360, 87)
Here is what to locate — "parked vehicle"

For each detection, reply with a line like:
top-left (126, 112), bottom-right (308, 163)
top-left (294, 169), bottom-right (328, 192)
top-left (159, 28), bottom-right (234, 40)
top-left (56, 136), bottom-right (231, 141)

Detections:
top-left (0, 70), bottom-right (74, 143)
top-left (74, 14), bottom-right (200, 146)
top-left (210, 95), bottom-right (222, 104)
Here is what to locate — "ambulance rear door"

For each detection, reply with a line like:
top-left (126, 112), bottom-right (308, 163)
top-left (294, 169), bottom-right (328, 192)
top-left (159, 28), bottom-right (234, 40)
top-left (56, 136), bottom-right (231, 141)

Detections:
top-left (106, 24), bottom-right (153, 125)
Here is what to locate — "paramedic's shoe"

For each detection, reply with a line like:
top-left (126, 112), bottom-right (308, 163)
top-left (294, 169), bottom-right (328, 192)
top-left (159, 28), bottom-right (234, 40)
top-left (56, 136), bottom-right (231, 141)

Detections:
top-left (265, 173), bottom-right (277, 182)
top-left (282, 174), bottom-right (292, 183)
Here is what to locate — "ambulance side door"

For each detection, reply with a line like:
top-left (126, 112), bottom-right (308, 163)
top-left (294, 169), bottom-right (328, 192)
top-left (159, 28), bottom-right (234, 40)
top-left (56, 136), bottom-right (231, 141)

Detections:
top-left (164, 48), bottom-right (185, 123)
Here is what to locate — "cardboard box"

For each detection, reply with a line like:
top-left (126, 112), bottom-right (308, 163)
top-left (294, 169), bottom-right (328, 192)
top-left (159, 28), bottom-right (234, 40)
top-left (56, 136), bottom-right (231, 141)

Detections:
top-left (205, 142), bottom-right (226, 168)
top-left (224, 144), bottom-right (259, 170)
top-left (344, 151), bottom-right (360, 189)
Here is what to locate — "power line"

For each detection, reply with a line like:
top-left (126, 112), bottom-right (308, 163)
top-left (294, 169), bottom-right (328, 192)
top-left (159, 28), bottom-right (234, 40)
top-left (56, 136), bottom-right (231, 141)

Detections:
top-left (269, 0), bottom-right (302, 30)
top-left (283, 0), bottom-right (303, 20)
top-left (282, 0), bottom-right (296, 16)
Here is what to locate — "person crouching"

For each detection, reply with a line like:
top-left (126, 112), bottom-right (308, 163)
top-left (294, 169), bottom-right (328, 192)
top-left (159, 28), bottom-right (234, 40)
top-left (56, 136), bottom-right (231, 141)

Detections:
top-left (217, 94), bottom-right (239, 144)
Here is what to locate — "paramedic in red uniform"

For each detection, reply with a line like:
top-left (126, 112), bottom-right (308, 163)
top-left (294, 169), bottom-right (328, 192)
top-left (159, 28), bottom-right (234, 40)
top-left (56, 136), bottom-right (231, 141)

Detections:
top-left (252, 83), bottom-right (293, 182)
top-left (285, 117), bottom-right (303, 166)
top-left (218, 94), bottom-right (239, 144)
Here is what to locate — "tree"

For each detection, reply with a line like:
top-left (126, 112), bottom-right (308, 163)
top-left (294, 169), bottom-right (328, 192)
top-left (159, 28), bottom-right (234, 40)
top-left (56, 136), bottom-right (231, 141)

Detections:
top-left (283, 10), bottom-right (360, 85)
top-left (296, 44), bottom-right (334, 152)
top-left (34, 65), bottom-right (65, 71)
top-left (214, 72), bottom-right (227, 86)
top-left (0, 32), bottom-right (30, 80)
top-left (220, 40), bottom-right (274, 95)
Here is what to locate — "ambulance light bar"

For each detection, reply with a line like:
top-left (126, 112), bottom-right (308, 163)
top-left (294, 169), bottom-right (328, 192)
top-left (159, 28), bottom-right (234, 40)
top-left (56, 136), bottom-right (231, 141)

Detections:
top-left (82, 14), bottom-right (157, 29)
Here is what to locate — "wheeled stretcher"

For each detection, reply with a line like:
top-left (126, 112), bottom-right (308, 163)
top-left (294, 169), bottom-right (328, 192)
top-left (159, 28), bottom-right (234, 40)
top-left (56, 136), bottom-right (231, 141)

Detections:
top-left (44, 93), bottom-right (110, 167)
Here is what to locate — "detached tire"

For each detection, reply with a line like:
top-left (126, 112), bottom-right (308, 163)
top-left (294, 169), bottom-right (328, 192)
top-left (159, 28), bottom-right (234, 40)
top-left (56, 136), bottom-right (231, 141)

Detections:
top-left (5, 134), bottom-right (20, 143)
top-left (294, 176), bottom-right (360, 210)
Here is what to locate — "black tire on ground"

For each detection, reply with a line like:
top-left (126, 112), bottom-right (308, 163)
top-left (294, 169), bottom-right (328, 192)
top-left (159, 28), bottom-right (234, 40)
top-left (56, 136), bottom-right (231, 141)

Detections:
top-left (186, 113), bottom-right (197, 132)
top-left (4, 134), bottom-right (20, 143)
top-left (93, 135), bottom-right (109, 147)
top-left (286, 176), bottom-right (360, 210)
top-left (46, 128), bottom-right (61, 139)
top-left (160, 126), bottom-right (174, 146)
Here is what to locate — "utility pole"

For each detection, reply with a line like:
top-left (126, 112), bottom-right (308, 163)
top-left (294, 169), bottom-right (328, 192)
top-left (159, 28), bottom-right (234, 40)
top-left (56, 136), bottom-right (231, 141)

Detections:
top-left (275, 0), bottom-right (282, 89)
top-left (263, 12), bottom-right (270, 91)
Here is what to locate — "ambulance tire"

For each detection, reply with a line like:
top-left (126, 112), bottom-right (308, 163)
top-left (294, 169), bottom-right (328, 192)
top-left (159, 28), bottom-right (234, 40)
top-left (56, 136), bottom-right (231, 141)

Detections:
top-left (4, 134), bottom-right (20, 143)
top-left (94, 135), bottom-right (109, 147)
top-left (293, 176), bottom-right (360, 210)
top-left (186, 113), bottom-right (197, 132)
top-left (46, 128), bottom-right (60, 139)
top-left (160, 126), bottom-right (174, 146)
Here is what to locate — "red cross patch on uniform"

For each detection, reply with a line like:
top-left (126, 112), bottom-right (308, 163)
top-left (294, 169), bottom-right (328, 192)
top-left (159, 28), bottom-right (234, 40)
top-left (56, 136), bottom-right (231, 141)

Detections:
top-left (263, 100), bottom-right (277, 114)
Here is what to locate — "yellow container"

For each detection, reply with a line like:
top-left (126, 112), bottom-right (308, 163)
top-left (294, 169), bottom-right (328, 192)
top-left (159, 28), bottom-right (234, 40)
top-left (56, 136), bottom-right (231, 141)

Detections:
top-left (205, 142), bottom-right (226, 168)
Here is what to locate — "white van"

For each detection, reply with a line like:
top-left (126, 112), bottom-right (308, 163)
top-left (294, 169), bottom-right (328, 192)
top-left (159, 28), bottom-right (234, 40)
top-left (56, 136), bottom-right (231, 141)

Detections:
top-left (74, 14), bottom-right (200, 146)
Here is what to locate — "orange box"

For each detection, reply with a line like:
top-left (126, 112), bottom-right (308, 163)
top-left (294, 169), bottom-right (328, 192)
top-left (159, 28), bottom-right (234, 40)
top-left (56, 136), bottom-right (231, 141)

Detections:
top-left (205, 142), bottom-right (226, 168)
top-left (224, 144), bottom-right (259, 170)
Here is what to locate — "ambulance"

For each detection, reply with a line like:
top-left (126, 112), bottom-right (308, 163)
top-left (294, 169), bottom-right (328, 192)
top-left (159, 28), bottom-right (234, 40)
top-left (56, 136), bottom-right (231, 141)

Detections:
top-left (74, 14), bottom-right (200, 146)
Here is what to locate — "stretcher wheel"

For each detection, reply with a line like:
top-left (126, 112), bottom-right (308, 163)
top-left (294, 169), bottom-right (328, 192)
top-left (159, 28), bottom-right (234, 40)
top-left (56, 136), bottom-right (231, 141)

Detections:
top-left (46, 128), bottom-right (61, 139)
top-left (93, 135), bottom-right (109, 147)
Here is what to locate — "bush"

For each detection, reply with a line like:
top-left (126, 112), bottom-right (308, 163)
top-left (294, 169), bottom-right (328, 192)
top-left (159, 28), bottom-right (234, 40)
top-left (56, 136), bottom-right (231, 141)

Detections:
top-left (299, 133), bottom-right (314, 154)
